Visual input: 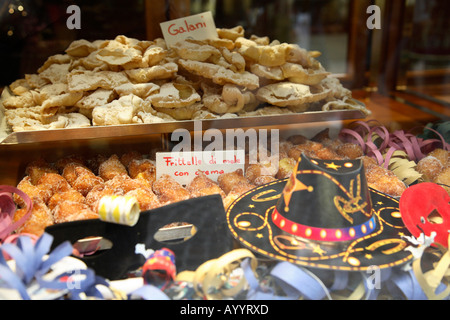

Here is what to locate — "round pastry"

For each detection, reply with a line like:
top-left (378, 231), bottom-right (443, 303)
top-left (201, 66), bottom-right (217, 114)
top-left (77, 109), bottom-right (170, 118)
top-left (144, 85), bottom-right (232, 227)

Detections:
top-left (217, 169), bottom-right (249, 195)
top-left (85, 184), bottom-right (117, 212)
top-left (36, 173), bottom-right (72, 198)
top-left (245, 162), bottom-right (277, 184)
top-left (120, 150), bottom-right (143, 167)
top-left (25, 159), bottom-right (58, 185)
top-left (187, 171), bottom-right (226, 199)
top-left (335, 142), bottom-right (364, 159)
top-left (128, 158), bottom-right (156, 183)
top-left (416, 156), bottom-right (443, 182)
top-left (47, 189), bottom-right (86, 211)
top-left (52, 201), bottom-right (99, 224)
top-left (125, 188), bottom-right (162, 211)
top-left (276, 157), bottom-right (297, 179)
top-left (428, 148), bottom-right (449, 167)
top-left (152, 174), bottom-right (191, 204)
top-left (13, 198), bottom-right (54, 236)
top-left (15, 176), bottom-right (52, 206)
top-left (98, 154), bottom-right (129, 181)
top-left (364, 161), bottom-right (407, 197)
top-left (434, 165), bottom-right (450, 194)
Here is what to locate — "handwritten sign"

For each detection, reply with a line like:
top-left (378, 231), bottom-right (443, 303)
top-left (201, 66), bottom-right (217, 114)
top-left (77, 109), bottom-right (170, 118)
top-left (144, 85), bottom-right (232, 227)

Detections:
top-left (160, 11), bottom-right (218, 48)
top-left (156, 150), bottom-right (245, 185)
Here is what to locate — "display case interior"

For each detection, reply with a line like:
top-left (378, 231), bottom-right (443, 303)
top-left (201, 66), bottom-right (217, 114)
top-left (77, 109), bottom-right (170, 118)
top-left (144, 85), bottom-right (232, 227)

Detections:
top-left (0, 0), bottom-right (449, 301)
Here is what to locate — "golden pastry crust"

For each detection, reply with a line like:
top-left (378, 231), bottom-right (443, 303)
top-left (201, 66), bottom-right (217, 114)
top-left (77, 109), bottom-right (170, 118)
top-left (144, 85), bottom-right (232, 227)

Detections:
top-left (120, 150), bottom-right (143, 168)
top-left (287, 141), bottom-right (322, 160)
top-left (98, 154), bottom-right (129, 181)
top-left (222, 181), bottom-right (256, 210)
top-left (253, 175), bottom-right (277, 186)
top-left (15, 176), bottom-right (52, 206)
top-left (245, 163), bottom-right (277, 184)
top-left (13, 198), bottom-right (54, 236)
top-left (364, 160), bottom-right (407, 197)
top-left (25, 158), bottom-right (58, 185)
top-left (187, 171), bottom-right (226, 199)
top-left (47, 189), bottom-right (85, 211)
top-left (85, 184), bottom-right (117, 212)
top-left (152, 174), bottom-right (191, 204)
top-left (4, 28), bottom-right (368, 132)
top-left (35, 173), bottom-right (72, 197)
top-left (335, 142), bottom-right (364, 159)
top-left (128, 158), bottom-right (156, 183)
top-left (435, 165), bottom-right (450, 194)
top-left (62, 162), bottom-right (90, 185)
top-left (52, 201), bottom-right (98, 224)
top-left (416, 156), bottom-right (444, 182)
top-left (217, 169), bottom-right (249, 195)
top-left (277, 157), bottom-right (297, 179)
top-left (104, 174), bottom-right (150, 194)
top-left (125, 188), bottom-right (161, 211)
top-left (428, 148), bottom-right (450, 167)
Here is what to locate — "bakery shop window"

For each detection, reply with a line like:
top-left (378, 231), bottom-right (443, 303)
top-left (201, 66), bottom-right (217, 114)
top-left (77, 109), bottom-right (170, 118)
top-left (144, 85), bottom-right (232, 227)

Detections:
top-left (0, 0), bottom-right (147, 87)
top-left (1, 0), bottom-right (448, 107)
top-left (395, 0), bottom-right (450, 106)
top-left (193, 0), bottom-right (352, 76)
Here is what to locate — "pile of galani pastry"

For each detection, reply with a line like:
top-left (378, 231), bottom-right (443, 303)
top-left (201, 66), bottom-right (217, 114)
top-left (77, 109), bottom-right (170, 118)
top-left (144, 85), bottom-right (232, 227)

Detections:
top-left (1, 26), bottom-right (369, 132)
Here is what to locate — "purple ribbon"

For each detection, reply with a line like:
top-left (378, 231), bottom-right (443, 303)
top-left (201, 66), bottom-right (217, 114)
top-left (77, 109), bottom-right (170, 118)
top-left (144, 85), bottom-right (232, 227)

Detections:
top-left (0, 186), bottom-right (33, 242)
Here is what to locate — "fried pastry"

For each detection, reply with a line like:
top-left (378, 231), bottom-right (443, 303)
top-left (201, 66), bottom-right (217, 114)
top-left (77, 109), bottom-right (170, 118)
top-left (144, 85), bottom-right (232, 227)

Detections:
top-left (152, 174), bottom-right (191, 204)
top-left (334, 142), bottom-right (364, 159)
top-left (120, 150), bottom-right (144, 167)
top-left (416, 156), bottom-right (444, 182)
top-left (35, 173), bottom-right (72, 197)
top-left (13, 198), bottom-right (54, 236)
top-left (47, 189), bottom-right (85, 211)
top-left (86, 154), bottom-right (108, 175)
top-left (256, 82), bottom-right (330, 107)
top-left (85, 184), bottom-right (117, 212)
top-left (15, 176), bottom-right (52, 206)
top-left (245, 162), bottom-right (277, 184)
top-left (187, 171), bottom-right (226, 199)
top-left (52, 201), bottom-right (99, 224)
top-left (62, 162), bottom-right (91, 184)
top-left (222, 181), bottom-right (256, 210)
top-left (435, 166), bottom-right (450, 194)
top-left (128, 158), bottom-right (156, 183)
top-left (364, 159), bottom-right (407, 197)
top-left (428, 148), bottom-right (450, 167)
top-left (104, 174), bottom-right (150, 194)
top-left (217, 169), bottom-right (249, 195)
top-left (277, 157), bottom-right (297, 179)
top-left (71, 170), bottom-right (105, 196)
top-left (125, 188), bottom-right (161, 211)
top-left (55, 155), bottom-right (85, 172)
top-left (253, 175), bottom-right (277, 186)
top-left (25, 159), bottom-right (58, 185)
top-left (98, 154), bottom-right (128, 181)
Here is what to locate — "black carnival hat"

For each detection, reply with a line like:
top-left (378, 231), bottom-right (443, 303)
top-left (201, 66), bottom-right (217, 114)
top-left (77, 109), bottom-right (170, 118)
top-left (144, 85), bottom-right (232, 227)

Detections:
top-left (226, 153), bottom-right (413, 271)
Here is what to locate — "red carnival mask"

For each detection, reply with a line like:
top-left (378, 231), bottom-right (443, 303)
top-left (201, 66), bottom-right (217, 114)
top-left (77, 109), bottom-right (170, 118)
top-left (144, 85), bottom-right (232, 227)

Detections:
top-left (400, 183), bottom-right (450, 248)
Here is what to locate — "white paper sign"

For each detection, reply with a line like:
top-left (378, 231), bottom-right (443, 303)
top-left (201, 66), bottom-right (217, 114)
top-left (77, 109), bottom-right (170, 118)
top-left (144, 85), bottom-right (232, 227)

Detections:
top-left (156, 150), bottom-right (245, 185)
top-left (160, 11), bottom-right (218, 48)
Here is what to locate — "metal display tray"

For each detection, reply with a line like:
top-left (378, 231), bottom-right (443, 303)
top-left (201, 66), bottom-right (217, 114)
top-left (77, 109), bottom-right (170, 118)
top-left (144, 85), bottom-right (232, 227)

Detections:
top-left (0, 107), bottom-right (366, 145)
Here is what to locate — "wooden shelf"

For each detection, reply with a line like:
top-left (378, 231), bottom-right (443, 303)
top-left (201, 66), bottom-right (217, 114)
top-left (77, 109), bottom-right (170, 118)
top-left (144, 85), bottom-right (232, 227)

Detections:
top-left (350, 90), bottom-right (448, 131)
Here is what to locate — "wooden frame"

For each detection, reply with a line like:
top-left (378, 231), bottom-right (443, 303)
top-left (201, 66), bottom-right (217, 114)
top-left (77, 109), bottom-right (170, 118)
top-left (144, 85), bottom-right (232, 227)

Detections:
top-left (340, 0), bottom-right (372, 90)
top-left (145, 0), bottom-right (191, 40)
